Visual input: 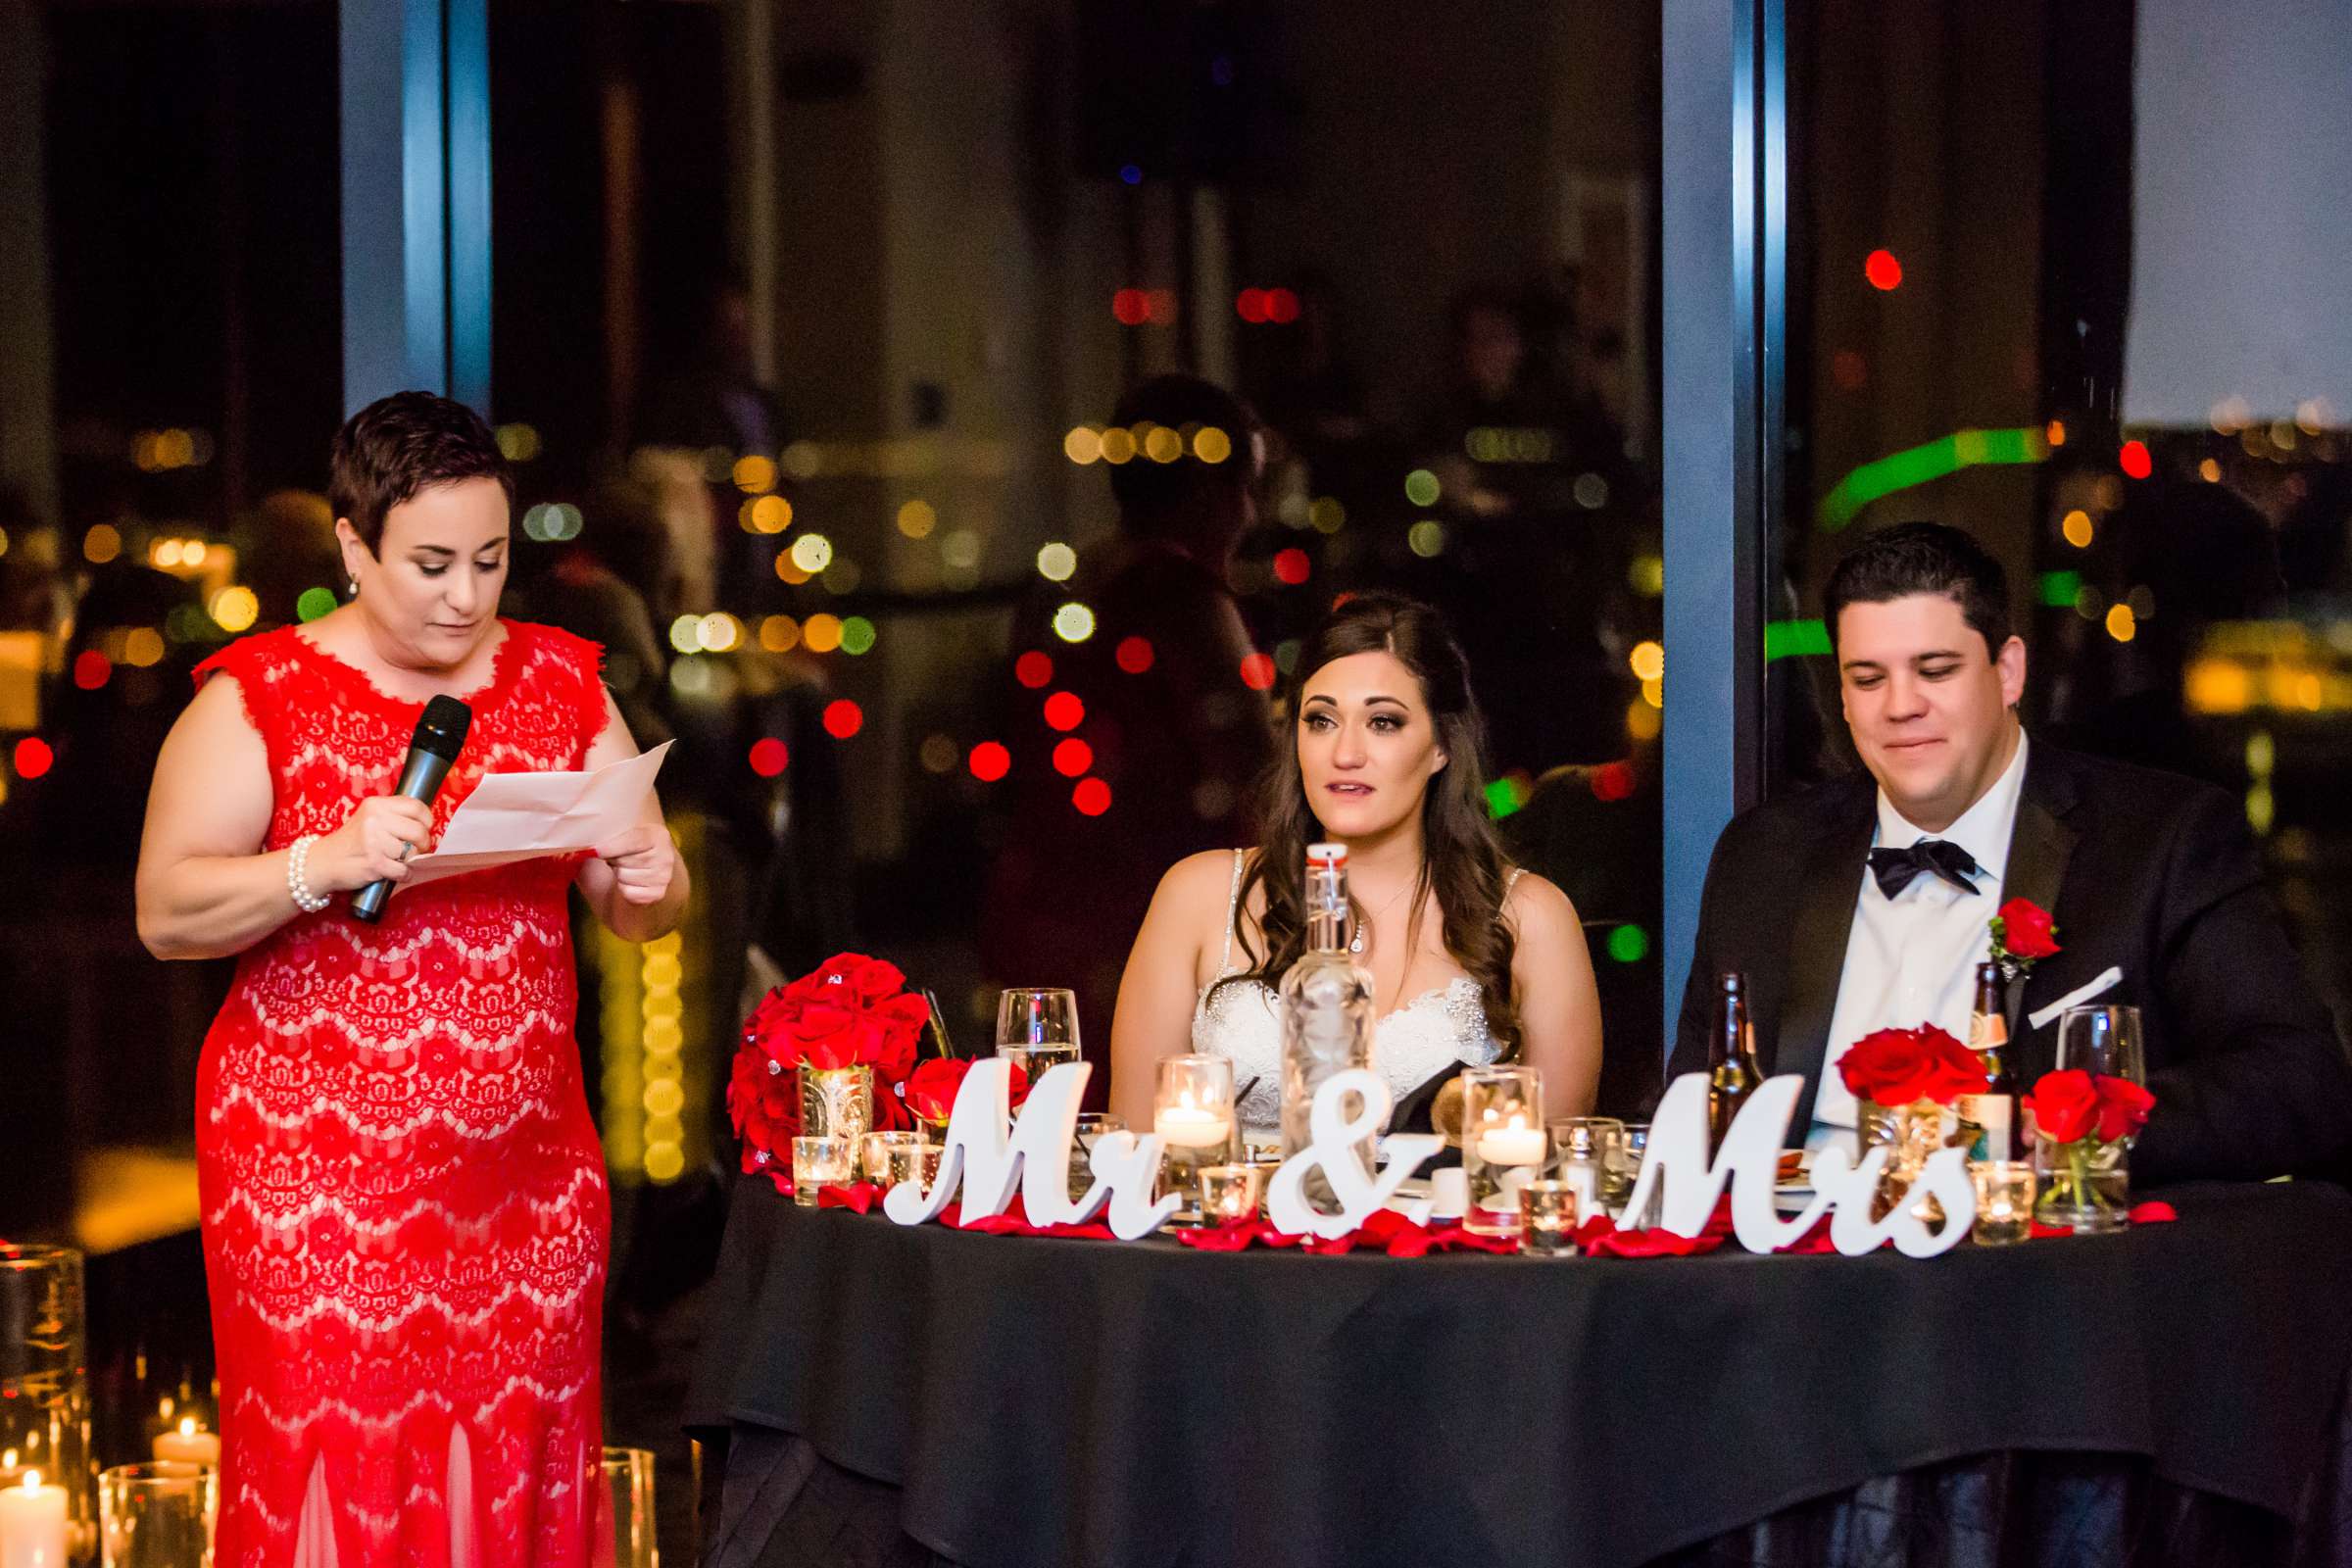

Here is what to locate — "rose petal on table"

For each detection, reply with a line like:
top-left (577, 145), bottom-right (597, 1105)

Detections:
top-left (817, 1182), bottom-right (877, 1213)
top-left (2029, 1220), bottom-right (2075, 1240)
top-left (2129, 1200), bottom-right (2178, 1224)
top-left (1177, 1221), bottom-right (1262, 1251)
top-left (1585, 1226), bottom-right (1725, 1259)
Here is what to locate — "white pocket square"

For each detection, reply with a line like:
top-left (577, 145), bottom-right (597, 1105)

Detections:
top-left (2030, 965), bottom-right (2124, 1031)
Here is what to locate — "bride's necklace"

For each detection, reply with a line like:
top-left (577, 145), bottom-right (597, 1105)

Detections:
top-left (1349, 882), bottom-right (1413, 955)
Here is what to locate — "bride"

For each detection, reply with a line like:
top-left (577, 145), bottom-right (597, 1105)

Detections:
top-left (1108, 592), bottom-right (1601, 1135)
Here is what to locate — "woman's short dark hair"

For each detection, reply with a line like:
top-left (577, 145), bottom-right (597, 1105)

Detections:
top-left (1824, 521), bottom-right (2011, 658)
top-left (328, 391), bottom-right (514, 554)
top-left (1104, 374), bottom-right (1260, 535)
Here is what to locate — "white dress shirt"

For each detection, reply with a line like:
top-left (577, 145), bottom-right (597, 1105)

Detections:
top-left (1811, 731), bottom-right (2030, 1132)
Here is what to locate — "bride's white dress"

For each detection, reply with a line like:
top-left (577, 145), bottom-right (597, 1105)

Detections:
top-left (1190, 850), bottom-right (1511, 1130)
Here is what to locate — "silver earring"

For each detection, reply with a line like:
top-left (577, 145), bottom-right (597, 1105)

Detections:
top-left (347, 576), bottom-right (360, 598)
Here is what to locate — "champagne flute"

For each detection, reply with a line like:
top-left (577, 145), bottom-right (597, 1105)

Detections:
top-left (996, 988), bottom-right (1083, 1083)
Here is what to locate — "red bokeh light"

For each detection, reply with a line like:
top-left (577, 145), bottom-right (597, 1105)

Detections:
top-left (1238, 653), bottom-right (1277, 691)
top-left (1052, 738), bottom-right (1094, 777)
top-left (1264, 287), bottom-right (1300, 324)
top-left (1072, 777), bottom-right (1112, 816)
top-left (73, 650), bottom-right (111, 690)
top-left (1114, 635), bottom-right (1155, 674)
top-left (1043, 691), bottom-right (1086, 731)
top-left (1145, 289), bottom-right (1177, 323)
top-left (1014, 650), bottom-right (1054, 688)
top-left (1864, 249), bottom-right (1903, 291)
top-left (2119, 440), bottom-right (2153, 480)
top-left (13, 737), bottom-right (54, 780)
top-left (967, 741), bottom-right (1011, 782)
top-left (821, 700), bottom-right (863, 739)
top-left (748, 738), bottom-right (789, 776)
top-left (1591, 760), bottom-right (1638, 802)
top-left (1272, 548), bottom-right (1310, 586)
top-left (1235, 287), bottom-right (1268, 324)
top-left (1111, 288), bottom-right (1152, 326)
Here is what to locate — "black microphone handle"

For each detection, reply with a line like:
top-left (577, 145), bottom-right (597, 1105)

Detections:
top-left (348, 747), bottom-right (459, 924)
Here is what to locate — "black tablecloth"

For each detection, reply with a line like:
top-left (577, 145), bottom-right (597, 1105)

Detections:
top-left (685, 1181), bottom-right (2352, 1568)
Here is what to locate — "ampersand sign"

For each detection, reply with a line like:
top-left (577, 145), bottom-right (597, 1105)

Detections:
top-left (1265, 1069), bottom-right (1444, 1239)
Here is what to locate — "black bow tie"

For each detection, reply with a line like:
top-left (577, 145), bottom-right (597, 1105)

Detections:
top-left (1867, 839), bottom-right (1982, 899)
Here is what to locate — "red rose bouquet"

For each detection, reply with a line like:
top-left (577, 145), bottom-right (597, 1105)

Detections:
top-left (2024, 1068), bottom-right (2153, 1232)
top-left (1838, 1023), bottom-right (1987, 1223)
top-left (727, 953), bottom-right (935, 1192)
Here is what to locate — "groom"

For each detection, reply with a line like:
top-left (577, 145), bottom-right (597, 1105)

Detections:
top-left (1668, 522), bottom-right (2352, 1183)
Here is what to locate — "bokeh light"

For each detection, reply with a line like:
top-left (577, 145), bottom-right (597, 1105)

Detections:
top-left (73, 650), bottom-right (110, 690)
top-left (790, 533), bottom-right (835, 573)
top-left (750, 495), bottom-right (793, 534)
top-left (1052, 738), bottom-right (1094, 777)
top-left (2105, 604), bottom-right (2136, 643)
top-left (1307, 497), bottom-right (1346, 535)
top-left (1015, 651), bottom-right (1054, 688)
top-left (1592, 761), bottom-right (1637, 802)
top-left (669, 615), bottom-right (702, 655)
top-left (1239, 652), bottom-right (1277, 691)
top-left (1111, 288), bottom-right (1152, 326)
top-left (1607, 924), bottom-right (1651, 963)
top-left (840, 616), bottom-right (877, 656)
top-left (967, 741), bottom-right (1011, 782)
top-left (1272, 548), bottom-right (1310, 585)
top-left (1037, 543), bottom-right (1078, 582)
top-left (1864, 249), bottom-right (1903, 290)
top-left (1052, 603), bottom-right (1097, 643)
top-left (1063, 427), bottom-right (1102, 465)
top-left (2061, 509), bottom-right (2094, 549)
top-left (897, 499), bottom-right (936, 538)
top-left (733, 455), bottom-right (777, 494)
top-left (1403, 469), bottom-right (1440, 507)
top-left (1072, 778), bottom-right (1112, 816)
top-left (296, 587), bottom-right (337, 622)
top-left (760, 614), bottom-right (801, 652)
top-left (802, 613), bottom-right (844, 654)
top-left (919, 735), bottom-right (959, 773)
top-left (698, 612), bottom-right (742, 653)
top-left (1098, 427), bottom-right (1137, 465)
top-left (822, 700), bottom-right (863, 739)
top-left (1627, 698), bottom-right (1661, 742)
top-left (748, 739), bottom-right (789, 777)
top-left (83, 524), bottom-right (122, 564)
top-left (1193, 426), bottom-right (1233, 464)
top-left (123, 628), bottom-right (165, 667)
top-left (14, 738), bottom-right (54, 780)
top-left (1407, 520), bottom-right (1446, 558)
top-left (1264, 288), bottom-right (1300, 324)
top-left (1043, 691), bottom-right (1085, 731)
top-left (1144, 426), bottom-right (1183, 464)
top-left (1114, 636), bottom-right (1154, 674)
top-left (1628, 640), bottom-right (1665, 683)
top-left (1628, 555), bottom-right (1664, 596)
top-left (210, 586), bottom-right (260, 634)
top-left (2119, 440), bottom-right (2152, 480)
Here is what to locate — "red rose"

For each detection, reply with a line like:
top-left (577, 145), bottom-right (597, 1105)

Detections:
top-left (1838, 1027), bottom-right (1933, 1106)
top-left (793, 1000), bottom-right (860, 1071)
top-left (2026, 1068), bottom-right (2100, 1144)
top-left (2092, 1074), bottom-right (2154, 1142)
top-left (1916, 1026), bottom-right (1990, 1105)
top-left (906, 1057), bottom-right (971, 1124)
top-left (1995, 899), bottom-right (2061, 960)
top-left (850, 957), bottom-right (907, 1002)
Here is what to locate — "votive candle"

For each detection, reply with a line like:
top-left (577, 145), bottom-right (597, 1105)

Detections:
top-left (0, 1470), bottom-right (68, 1568)
top-left (152, 1416), bottom-right (220, 1467)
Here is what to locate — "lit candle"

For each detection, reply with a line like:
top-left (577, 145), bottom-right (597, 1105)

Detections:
top-left (153, 1417), bottom-right (221, 1468)
top-left (1154, 1104), bottom-right (1234, 1150)
top-left (1475, 1115), bottom-right (1546, 1169)
top-left (0, 1470), bottom-right (69, 1568)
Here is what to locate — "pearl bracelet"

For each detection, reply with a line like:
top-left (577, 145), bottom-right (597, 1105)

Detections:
top-left (287, 834), bottom-right (330, 914)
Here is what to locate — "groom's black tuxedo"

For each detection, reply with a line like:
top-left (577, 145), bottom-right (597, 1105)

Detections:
top-left (1666, 739), bottom-right (2352, 1183)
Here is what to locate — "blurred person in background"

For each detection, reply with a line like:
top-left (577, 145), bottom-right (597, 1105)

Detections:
top-left (982, 374), bottom-right (1279, 1093)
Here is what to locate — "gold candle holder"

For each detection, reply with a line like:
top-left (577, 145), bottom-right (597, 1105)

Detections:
top-left (881, 1141), bottom-right (938, 1192)
top-left (1970, 1160), bottom-right (2035, 1246)
top-left (1520, 1178), bottom-right (1580, 1256)
top-left (859, 1131), bottom-right (925, 1184)
top-left (1196, 1164), bottom-right (1265, 1225)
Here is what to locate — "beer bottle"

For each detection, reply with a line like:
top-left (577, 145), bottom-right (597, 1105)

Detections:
top-left (1965, 960), bottom-right (2020, 1159)
top-left (1707, 972), bottom-right (1763, 1151)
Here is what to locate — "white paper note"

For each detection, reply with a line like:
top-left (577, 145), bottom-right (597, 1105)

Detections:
top-left (402, 741), bottom-right (672, 888)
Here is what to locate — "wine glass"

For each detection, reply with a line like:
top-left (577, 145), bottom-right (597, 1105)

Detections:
top-left (2056, 1005), bottom-right (2145, 1085)
top-left (995, 988), bottom-right (1082, 1084)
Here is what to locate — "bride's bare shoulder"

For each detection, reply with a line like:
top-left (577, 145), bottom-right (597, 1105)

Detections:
top-left (1156, 848), bottom-right (1248, 911)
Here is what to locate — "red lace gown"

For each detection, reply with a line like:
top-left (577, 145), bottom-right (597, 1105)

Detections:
top-left (191, 620), bottom-right (612, 1568)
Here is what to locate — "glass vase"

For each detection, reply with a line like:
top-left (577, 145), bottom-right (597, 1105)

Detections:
top-left (2033, 1131), bottom-right (2130, 1234)
top-left (1, 1244), bottom-right (93, 1560)
top-left (1856, 1099), bottom-right (1954, 1225)
top-left (799, 1064), bottom-right (873, 1145)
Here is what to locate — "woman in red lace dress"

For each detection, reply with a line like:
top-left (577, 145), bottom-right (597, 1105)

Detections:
top-left (135, 392), bottom-right (688, 1567)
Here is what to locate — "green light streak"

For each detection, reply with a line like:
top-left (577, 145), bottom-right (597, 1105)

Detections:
top-left (2038, 570), bottom-right (2082, 609)
top-left (1817, 427), bottom-right (2049, 531)
top-left (1764, 618), bottom-right (1831, 662)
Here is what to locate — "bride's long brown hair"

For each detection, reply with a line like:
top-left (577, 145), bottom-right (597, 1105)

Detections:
top-left (1218, 593), bottom-right (1521, 1054)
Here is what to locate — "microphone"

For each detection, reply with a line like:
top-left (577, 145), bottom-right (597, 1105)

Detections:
top-left (350, 695), bottom-right (472, 924)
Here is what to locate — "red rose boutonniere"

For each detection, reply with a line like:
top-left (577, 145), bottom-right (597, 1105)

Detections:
top-left (1988, 897), bottom-right (2060, 984)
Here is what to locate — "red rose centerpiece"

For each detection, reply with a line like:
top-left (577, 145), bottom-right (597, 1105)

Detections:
top-left (2024, 1068), bottom-right (2152, 1233)
top-left (728, 953), bottom-right (932, 1194)
top-left (1838, 1024), bottom-right (1988, 1222)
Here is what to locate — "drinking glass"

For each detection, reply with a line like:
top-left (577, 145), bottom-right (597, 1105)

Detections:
top-left (99, 1462), bottom-right (216, 1568)
top-left (995, 989), bottom-right (1083, 1084)
top-left (2056, 1005), bottom-right (2145, 1085)
top-left (1461, 1065), bottom-right (1545, 1237)
top-left (596, 1446), bottom-right (656, 1568)
top-left (1068, 1112), bottom-right (1126, 1202)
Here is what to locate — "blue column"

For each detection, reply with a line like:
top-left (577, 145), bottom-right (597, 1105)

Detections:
top-left (340, 0), bottom-right (492, 416)
top-left (1659, 0), bottom-right (1782, 1051)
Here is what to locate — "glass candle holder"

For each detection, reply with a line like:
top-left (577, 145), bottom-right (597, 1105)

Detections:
top-left (1520, 1179), bottom-right (1580, 1256)
top-left (858, 1131), bottom-right (924, 1185)
top-left (1, 1244), bottom-right (91, 1557)
top-left (1068, 1113), bottom-right (1126, 1202)
top-left (791, 1136), bottom-right (852, 1206)
top-left (881, 1142), bottom-right (937, 1193)
top-left (1545, 1118), bottom-right (1621, 1220)
top-left (1461, 1065), bottom-right (1545, 1236)
top-left (1971, 1160), bottom-right (2035, 1247)
top-left (1196, 1164), bottom-right (1265, 1225)
top-left (596, 1446), bottom-right (656, 1568)
top-left (98, 1462), bottom-right (215, 1568)
top-left (1153, 1055), bottom-right (1238, 1207)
